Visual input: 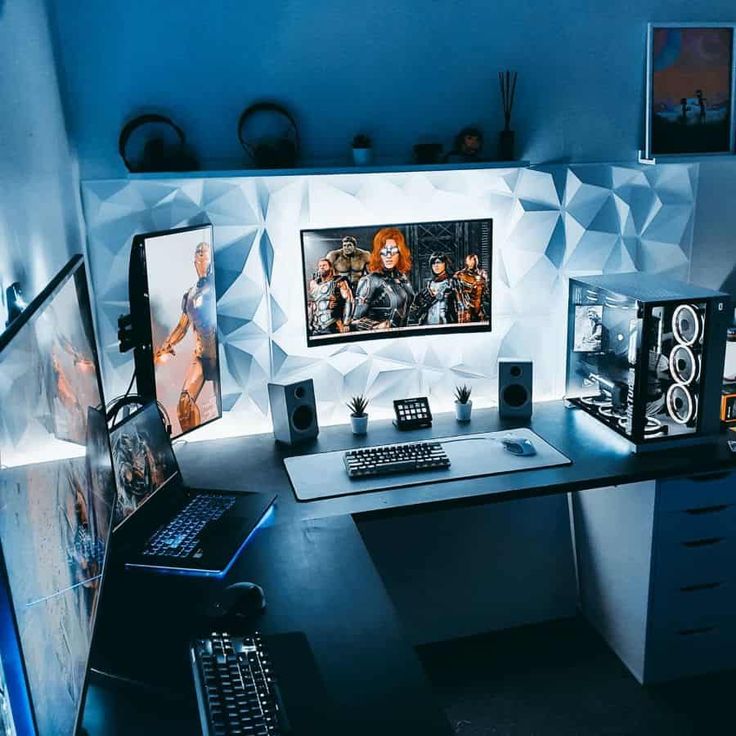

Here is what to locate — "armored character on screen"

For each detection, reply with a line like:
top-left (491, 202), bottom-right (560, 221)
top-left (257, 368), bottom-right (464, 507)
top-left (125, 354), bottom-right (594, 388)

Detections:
top-left (307, 258), bottom-right (355, 336)
top-left (112, 426), bottom-right (166, 519)
top-left (455, 253), bottom-right (489, 323)
top-left (155, 241), bottom-right (220, 433)
top-left (410, 253), bottom-right (461, 326)
top-left (325, 236), bottom-right (371, 288)
top-left (352, 227), bottom-right (415, 331)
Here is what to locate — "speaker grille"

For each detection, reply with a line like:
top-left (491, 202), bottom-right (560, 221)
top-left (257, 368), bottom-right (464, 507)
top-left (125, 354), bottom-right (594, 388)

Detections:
top-left (503, 384), bottom-right (529, 408)
top-left (292, 404), bottom-right (314, 432)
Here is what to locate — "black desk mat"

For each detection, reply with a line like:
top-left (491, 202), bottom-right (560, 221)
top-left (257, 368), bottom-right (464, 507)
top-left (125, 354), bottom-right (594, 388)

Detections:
top-left (284, 428), bottom-right (572, 501)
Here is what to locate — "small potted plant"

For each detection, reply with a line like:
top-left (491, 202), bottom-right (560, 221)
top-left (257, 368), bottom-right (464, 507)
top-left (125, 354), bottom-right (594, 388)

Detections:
top-left (347, 394), bottom-right (370, 435)
top-left (352, 134), bottom-right (373, 166)
top-left (454, 384), bottom-right (473, 422)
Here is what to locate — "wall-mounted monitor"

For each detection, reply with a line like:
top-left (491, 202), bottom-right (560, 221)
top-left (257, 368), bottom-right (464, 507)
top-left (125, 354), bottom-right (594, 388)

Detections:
top-left (300, 218), bottom-right (492, 347)
top-left (129, 224), bottom-right (222, 438)
top-left (0, 255), bottom-right (117, 735)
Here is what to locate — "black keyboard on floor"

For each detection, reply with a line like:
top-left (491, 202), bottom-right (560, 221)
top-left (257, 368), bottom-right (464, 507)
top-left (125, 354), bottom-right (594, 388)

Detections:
top-left (142, 493), bottom-right (236, 559)
top-left (191, 632), bottom-right (289, 736)
top-left (343, 441), bottom-right (451, 478)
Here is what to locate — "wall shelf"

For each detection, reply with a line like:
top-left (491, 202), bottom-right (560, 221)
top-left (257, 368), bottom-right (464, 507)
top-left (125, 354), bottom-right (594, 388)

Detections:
top-left (109, 160), bottom-right (531, 182)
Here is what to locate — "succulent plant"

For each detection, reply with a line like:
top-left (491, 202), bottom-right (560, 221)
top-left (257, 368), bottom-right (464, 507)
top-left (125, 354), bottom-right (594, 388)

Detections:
top-left (352, 133), bottom-right (372, 149)
top-left (454, 384), bottom-right (472, 404)
top-left (347, 394), bottom-right (369, 416)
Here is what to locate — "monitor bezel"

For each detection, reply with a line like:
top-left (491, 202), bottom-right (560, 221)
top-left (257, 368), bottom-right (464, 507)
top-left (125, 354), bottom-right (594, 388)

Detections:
top-left (299, 217), bottom-right (493, 348)
top-left (129, 223), bottom-right (223, 440)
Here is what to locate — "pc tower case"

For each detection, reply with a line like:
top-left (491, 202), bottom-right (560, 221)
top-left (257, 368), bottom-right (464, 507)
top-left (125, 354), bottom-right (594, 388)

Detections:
top-left (565, 273), bottom-right (730, 451)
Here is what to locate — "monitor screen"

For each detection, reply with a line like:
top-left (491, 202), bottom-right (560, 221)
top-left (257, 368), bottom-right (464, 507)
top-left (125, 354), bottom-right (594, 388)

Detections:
top-left (300, 218), bottom-right (492, 347)
top-left (109, 402), bottom-right (180, 529)
top-left (0, 256), bottom-right (116, 735)
top-left (131, 224), bottom-right (222, 438)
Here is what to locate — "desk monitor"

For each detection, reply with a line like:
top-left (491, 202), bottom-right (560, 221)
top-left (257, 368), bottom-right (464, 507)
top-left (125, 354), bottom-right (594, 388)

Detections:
top-left (300, 218), bottom-right (492, 346)
top-left (129, 224), bottom-right (222, 439)
top-left (0, 255), bottom-right (117, 735)
top-left (109, 402), bottom-right (179, 529)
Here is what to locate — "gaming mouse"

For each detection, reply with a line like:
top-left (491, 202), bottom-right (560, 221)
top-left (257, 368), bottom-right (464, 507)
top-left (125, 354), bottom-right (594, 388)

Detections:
top-left (206, 582), bottom-right (266, 620)
top-left (500, 434), bottom-right (537, 457)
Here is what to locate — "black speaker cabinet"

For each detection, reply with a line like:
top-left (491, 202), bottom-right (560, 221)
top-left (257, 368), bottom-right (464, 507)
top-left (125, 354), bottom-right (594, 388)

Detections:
top-left (267, 379), bottom-right (319, 445)
top-left (499, 359), bottom-right (533, 419)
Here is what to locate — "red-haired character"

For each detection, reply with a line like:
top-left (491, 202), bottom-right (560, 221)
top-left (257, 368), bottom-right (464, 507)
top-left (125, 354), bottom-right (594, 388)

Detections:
top-left (352, 227), bottom-right (415, 331)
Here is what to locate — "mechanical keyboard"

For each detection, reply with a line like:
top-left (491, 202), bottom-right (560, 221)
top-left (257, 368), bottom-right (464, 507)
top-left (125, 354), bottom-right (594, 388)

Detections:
top-left (191, 632), bottom-right (289, 736)
top-left (343, 441), bottom-right (451, 478)
top-left (142, 493), bottom-right (236, 559)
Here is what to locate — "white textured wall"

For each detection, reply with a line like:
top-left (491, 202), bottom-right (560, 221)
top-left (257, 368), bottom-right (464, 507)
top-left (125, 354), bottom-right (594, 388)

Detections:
top-left (82, 163), bottom-right (698, 440)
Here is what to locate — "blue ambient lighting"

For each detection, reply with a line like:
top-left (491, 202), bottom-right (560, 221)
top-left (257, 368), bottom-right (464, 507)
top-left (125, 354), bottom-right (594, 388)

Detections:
top-left (0, 573), bottom-right (35, 735)
top-left (125, 501), bottom-right (277, 578)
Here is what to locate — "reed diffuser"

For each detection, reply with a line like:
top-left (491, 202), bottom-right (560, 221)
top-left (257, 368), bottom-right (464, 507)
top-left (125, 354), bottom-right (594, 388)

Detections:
top-left (498, 69), bottom-right (518, 161)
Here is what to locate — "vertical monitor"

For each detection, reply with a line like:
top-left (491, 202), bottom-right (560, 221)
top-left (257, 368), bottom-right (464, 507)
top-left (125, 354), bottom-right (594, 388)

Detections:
top-left (109, 402), bottom-right (180, 529)
top-left (300, 218), bottom-right (492, 347)
top-left (0, 256), bottom-right (117, 735)
top-left (130, 224), bottom-right (222, 439)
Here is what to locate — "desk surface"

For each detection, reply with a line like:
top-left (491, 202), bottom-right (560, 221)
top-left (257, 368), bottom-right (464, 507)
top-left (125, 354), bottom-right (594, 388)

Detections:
top-left (85, 514), bottom-right (452, 735)
top-left (177, 399), bottom-right (736, 522)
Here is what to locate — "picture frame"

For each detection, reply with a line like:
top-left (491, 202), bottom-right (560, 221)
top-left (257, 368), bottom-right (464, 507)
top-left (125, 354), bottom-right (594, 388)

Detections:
top-left (645, 23), bottom-right (735, 159)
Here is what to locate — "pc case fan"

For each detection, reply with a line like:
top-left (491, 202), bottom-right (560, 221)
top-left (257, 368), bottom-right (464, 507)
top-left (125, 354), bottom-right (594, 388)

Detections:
top-left (565, 273), bottom-right (729, 451)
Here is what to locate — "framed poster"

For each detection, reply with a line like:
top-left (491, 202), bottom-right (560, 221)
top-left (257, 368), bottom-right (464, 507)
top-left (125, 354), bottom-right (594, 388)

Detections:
top-left (645, 23), bottom-right (735, 157)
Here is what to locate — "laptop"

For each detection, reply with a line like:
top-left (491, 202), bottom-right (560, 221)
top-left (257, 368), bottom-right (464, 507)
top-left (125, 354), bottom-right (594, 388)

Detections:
top-left (110, 402), bottom-right (275, 576)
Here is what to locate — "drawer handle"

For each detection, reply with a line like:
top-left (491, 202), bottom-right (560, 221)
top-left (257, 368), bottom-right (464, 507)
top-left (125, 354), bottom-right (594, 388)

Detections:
top-left (686, 471), bottom-right (733, 482)
top-left (684, 504), bottom-right (730, 516)
top-left (680, 582), bottom-right (723, 593)
top-left (677, 626), bottom-right (717, 637)
top-left (682, 537), bottom-right (725, 548)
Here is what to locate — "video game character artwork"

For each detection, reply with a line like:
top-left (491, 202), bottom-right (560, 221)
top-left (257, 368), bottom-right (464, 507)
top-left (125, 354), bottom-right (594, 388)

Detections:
top-left (145, 228), bottom-right (221, 437)
top-left (110, 403), bottom-right (179, 528)
top-left (301, 219), bottom-right (492, 346)
top-left (649, 26), bottom-right (734, 155)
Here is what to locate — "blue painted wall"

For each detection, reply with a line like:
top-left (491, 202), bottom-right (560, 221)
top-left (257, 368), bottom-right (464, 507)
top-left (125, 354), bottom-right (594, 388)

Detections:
top-left (0, 0), bottom-right (84, 325)
top-left (47, 0), bottom-right (736, 176)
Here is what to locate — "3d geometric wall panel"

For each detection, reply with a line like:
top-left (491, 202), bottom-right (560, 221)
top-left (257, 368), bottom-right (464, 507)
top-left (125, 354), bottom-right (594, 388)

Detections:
top-left (81, 163), bottom-right (698, 439)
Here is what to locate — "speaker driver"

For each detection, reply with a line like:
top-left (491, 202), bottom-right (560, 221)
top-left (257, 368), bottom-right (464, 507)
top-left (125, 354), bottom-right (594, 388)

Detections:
top-left (666, 383), bottom-right (695, 425)
top-left (672, 304), bottom-right (701, 346)
top-left (668, 344), bottom-right (699, 385)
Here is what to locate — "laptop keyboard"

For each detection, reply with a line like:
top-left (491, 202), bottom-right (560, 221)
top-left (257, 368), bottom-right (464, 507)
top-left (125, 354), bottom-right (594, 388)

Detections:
top-left (142, 493), bottom-right (237, 559)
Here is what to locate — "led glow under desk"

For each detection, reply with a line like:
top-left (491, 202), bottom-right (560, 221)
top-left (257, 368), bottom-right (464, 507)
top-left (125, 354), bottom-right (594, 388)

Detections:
top-left (83, 399), bottom-right (736, 733)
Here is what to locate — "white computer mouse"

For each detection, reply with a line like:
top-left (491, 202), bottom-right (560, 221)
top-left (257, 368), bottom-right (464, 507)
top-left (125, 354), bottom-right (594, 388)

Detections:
top-left (500, 434), bottom-right (537, 457)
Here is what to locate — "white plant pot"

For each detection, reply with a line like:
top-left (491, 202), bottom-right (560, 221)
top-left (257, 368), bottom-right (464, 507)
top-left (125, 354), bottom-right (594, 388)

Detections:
top-left (455, 400), bottom-right (472, 422)
top-left (352, 147), bottom-right (373, 166)
top-left (351, 413), bottom-right (369, 435)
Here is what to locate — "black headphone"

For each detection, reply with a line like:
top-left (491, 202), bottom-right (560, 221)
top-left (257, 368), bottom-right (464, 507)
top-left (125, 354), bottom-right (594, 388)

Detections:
top-left (237, 101), bottom-right (299, 169)
top-left (118, 113), bottom-right (199, 173)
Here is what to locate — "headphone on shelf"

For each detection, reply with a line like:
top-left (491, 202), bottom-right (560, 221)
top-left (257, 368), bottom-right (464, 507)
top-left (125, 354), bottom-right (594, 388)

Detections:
top-left (237, 101), bottom-right (299, 169)
top-left (118, 113), bottom-right (199, 173)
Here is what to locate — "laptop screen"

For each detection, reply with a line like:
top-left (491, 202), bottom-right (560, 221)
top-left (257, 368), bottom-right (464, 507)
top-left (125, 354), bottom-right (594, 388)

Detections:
top-left (110, 402), bottom-right (180, 530)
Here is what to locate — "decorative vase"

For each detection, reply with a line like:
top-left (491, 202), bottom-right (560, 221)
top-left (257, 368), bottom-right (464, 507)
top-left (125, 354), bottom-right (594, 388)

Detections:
top-left (351, 413), bottom-right (369, 435)
top-left (352, 147), bottom-right (373, 166)
top-left (498, 129), bottom-right (515, 161)
top-left (455, 400), bottom-right (472, 422)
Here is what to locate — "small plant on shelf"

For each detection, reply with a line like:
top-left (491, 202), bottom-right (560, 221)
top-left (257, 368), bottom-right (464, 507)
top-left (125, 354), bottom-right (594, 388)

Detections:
top-left (351, 133), bottom-right (373, 166)
top-left (352, 133), bottom-right (372, 149)
top-left (454, 384), bottom-right (473, 422)
top-left (347, 394), bottom-right (370, 435)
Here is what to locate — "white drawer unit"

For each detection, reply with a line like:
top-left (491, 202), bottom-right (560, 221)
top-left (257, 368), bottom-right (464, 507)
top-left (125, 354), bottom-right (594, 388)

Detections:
top-left (571, 471), bottom-right (736, 684)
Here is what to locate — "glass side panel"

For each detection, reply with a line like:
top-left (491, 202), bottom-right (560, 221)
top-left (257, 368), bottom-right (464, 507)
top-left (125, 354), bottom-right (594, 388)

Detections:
top-left (644, 302), bottom-right (707, 439)
top-left (566, 282), bottom-right (641, 440)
